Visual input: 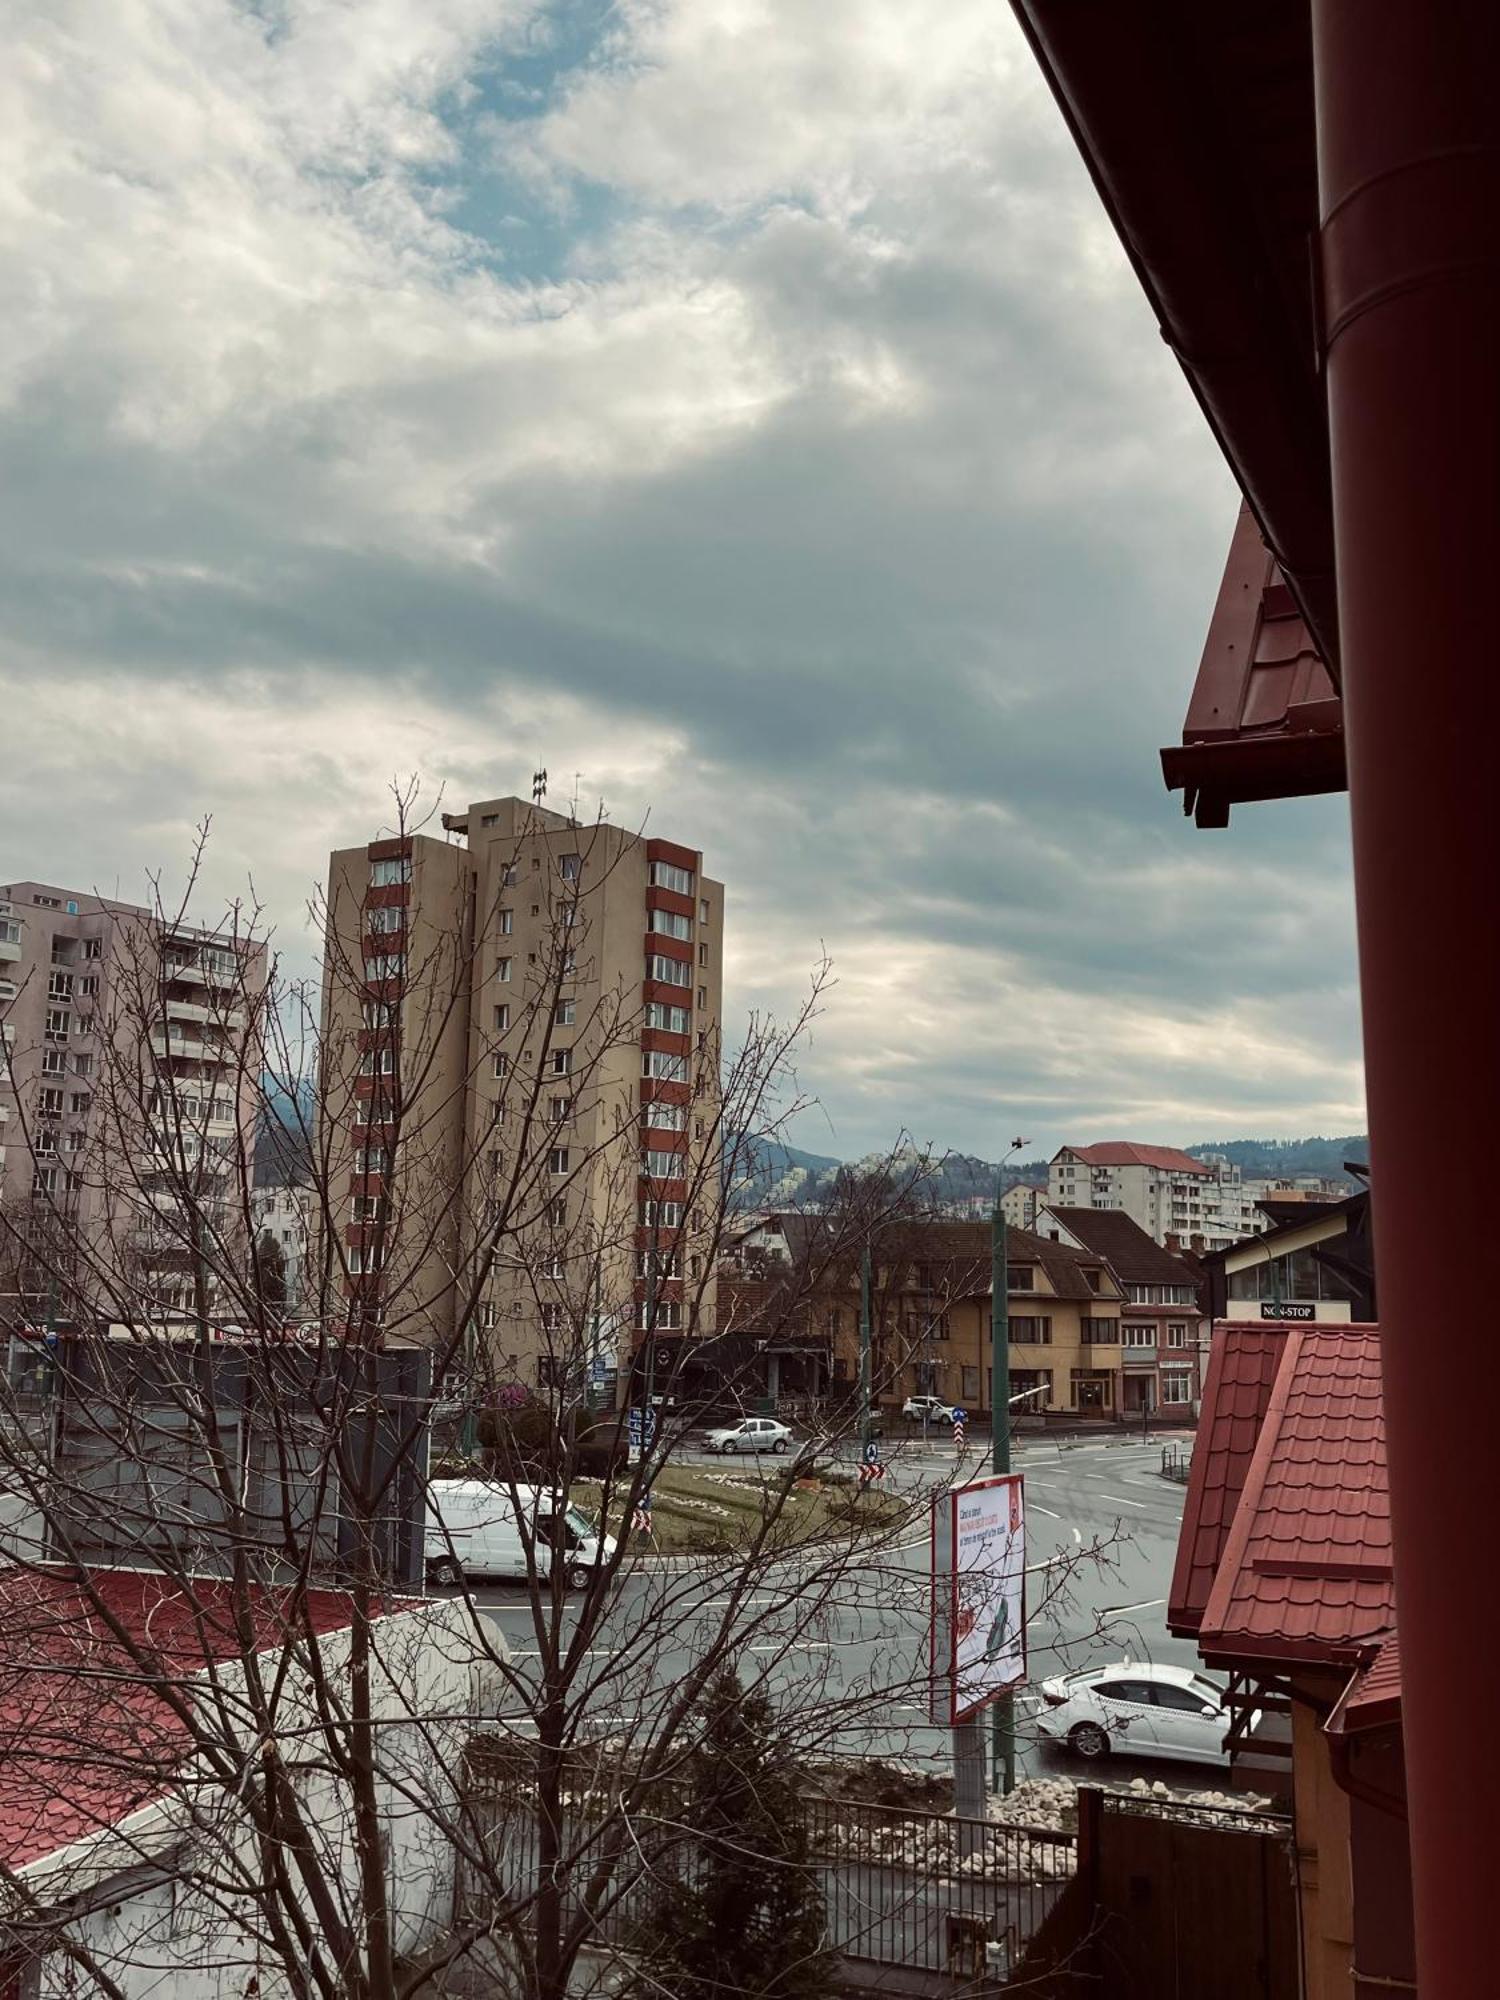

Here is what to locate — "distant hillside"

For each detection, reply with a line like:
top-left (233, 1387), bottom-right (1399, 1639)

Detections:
top-left (255, 1074), bottom-right (315, 1187)
top-left (728, 1135), bottom-right (843, 1209)
top-left (1187, 1136), bottom-right (1368, 1182)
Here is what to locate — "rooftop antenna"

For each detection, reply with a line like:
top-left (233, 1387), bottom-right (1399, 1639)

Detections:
top-left (531, 768), bottom-right (548, 806)
top-left (571, 771), bottom-right (583, 821)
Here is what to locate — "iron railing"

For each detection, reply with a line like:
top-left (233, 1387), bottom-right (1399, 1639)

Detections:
top-left (1160, 1442), bottom-right (1192, 1484)
top-left (460, 1782), bottom-right (1075, 1980)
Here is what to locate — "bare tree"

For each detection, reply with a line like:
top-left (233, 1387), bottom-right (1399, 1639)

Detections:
top-left (0, 805), bottom-right (1121, 2000)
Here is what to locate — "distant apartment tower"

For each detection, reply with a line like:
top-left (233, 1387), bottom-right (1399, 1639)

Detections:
top-left (0, 881), bottom-right (266, 1324)
top-left (1048, 1142), bottom-right (1258, 1251)
top-left (319, 797), bottom-right (724, 1389)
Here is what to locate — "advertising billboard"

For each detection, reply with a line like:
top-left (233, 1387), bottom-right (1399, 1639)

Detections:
top-left (929, 1473), bottom-right (1025, 1725)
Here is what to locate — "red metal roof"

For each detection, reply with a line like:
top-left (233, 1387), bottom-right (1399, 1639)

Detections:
top-left (1329, 1630), bottom-right (1403, 1737)
top-left (1198, 1324), bottom-right (1394, 1667)
top-left (1168, 1322), bottom-right (1291, 1635)
top-left (1066, 1142), bottom-right (1210, 1175)
top-left (1161, 504), bottom-right (1346, 828)
top-left (0, 1570), bottom-right (373, 1870)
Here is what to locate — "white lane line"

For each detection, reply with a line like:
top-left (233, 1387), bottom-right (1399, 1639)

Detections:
top-left (1029, 1502), bottom-right (1062, 1520)
top-left (1103, 1598), bottom-right (1166, 1616)
top-left (749, 1640), bottom-right (832, 1652)
top-left (1095, 1494), bottom-right (1147, 1510)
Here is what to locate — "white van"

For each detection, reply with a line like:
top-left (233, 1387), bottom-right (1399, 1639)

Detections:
top-left (424, 1480), bottom-right (616, 1589)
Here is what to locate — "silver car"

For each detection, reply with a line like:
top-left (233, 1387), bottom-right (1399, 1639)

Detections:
top-left (1031, 1660), bottom-right (1231, 1765)
top-left (704, 1417), bottom-right (793, 1455)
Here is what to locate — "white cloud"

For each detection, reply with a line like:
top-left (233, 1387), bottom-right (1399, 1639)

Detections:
top-left (0, 0), bottom-right (1364, 1156)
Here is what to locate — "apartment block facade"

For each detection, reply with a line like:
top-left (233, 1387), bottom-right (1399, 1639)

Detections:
top-left (0, 881), bottom-right (266, 1324)
top-left (319, 797), bottom-right (724, 1390)
top-left (1048, 1141), bottom-right (1260, 1250)
top-left (1041, 1205), bottom-right (1209, 1414)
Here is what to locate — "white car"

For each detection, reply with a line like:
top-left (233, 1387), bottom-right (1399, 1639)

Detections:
top-left (902, 1395), bottom-right (957, 1424)
top-left (1031, 1660), bottom-right (1231, 1765)
top-left (704, 1417), bottom-right (793, 1455)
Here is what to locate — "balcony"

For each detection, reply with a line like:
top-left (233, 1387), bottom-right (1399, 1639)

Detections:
top-left (151, 1028), bottom-right (233, 1066)
top-left (0, 938), bottom-right (20, 964)
top-left (164, 996), bottom-right (246, 1032)
top-left (1122, 1344), bottom-right (1159, 1367)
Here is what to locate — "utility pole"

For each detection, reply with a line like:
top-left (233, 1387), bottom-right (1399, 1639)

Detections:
top-left (858, 1244), bottom-right (873, 1464)
top-left (990, 1136), bottom-right (1029, 1795)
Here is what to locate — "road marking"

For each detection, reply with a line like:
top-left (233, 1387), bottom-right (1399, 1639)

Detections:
top-left (1095, 1495), bottom-right (1147, 1510)
top-left (1029, 1502), bottom-right (1062, 1520)
top-left (1104, 1598), bottom-right (1166, 1616)
top-left (749, 1640), bottom-right (833, 1651)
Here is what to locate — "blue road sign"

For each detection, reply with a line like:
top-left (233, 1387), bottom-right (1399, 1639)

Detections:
top-left (627, 1406), bottom-right (658, 1444)
top-left (863, 1440), bottom-right (881, 1465)
top-left (952, 1406), bottom-right (968, 1425)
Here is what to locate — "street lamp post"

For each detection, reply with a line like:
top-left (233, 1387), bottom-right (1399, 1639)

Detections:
top-left (990, 1136), bottom-right (1030, 1795)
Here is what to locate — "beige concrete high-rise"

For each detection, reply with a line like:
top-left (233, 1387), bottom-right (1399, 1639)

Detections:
top-left (0, 880), bottom-right (267, 1326)
top-left (319, 797), bottom-right (724, 1394)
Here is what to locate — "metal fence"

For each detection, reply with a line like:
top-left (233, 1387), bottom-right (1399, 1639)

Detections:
top-left (1159, 1442), bottom-right (1192, 1484)
top-left (461, 1782), bottom-right (1075, 1981)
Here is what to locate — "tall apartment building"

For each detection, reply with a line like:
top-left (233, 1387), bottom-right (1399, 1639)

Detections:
top-left (1048, 1142), bottom-right (1259, 1251)
top-left (319, 796), bottom-right (724, 1393)
top-left (0, 881), bottom-right (266, 1325)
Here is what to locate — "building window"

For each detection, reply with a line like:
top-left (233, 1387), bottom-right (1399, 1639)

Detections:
top-left (541, 1253), bottom-right (565, 1279)
top-left (493, 1003), bottom-right (510, 1034)
top-left (554, 999), bottom-right (575, 1027)
top-left (1121, 1323), bottom-right (1155, 1348)
top-left (1166, 1322), bottom-right (1189, 1347)
top-left (548, 1196), bottom-right (567, 1226)
top-left (699, 898), bottom-right (710, 924)
top-left (548, 1148), bottom-right (570, 1175)
top-left (41, 1049), bottom-right (65, 1075)
top-left (1009, 1316), bottom-right (1051, 1345)
top-left (46, 1008), bottom-right (72, 1040)
top-left (1010, 1369), bottom-right (1052, 1410)
top-left (643, 1050), bottom-right (687, 1082)
top-left (549, 1048), bottom-right (571, 1077)
top-left (496, 957), bottom-right (512, 983)
top-left (72, 1053), bottom-right (93, 1078)
top-left (637, 1249), bottom-right (683, 1280)
top-left (48, 970), bottom-right (73, 998)
top-left (645, 1001), bottom-right (688, 1033)
top-left (1009, 1265), bottom-right (1035, 1291)
top-left (549, 1095), bottom-right (572, 1123)
top-left (370, 857), bottom-right (411, 887)
top-left (479, 1302), bottom-right (499, 1329)
top-left (33, 1165), bottom-right (60, 1196)
top-left (647, 954), bottom-right (692, 988)
top-left (698, 943), bottom-right (708, 966)
top-left (1161, 1370), bottom-right (1193, 1404)
top-left (642, 1200), bottom-right (683, 1228)
top-left (541, 1302), bottom-right (566, 1333)
top-left (501, 864), bottom-right (518, 886)
top-left (34, 895), bottom-right (60, 909)
top-left (358, 1048), bottom-right (395, 1076)
top-left (698, 986), bottom-right (708, 1009)
top-left (498, 908), bottom-right (513, 935)
top-left (83, 937), bottom-right (102, 960)
top-left (69, 1092), bottom-right (90, 1116)
top-left (39, 1087), bottom-right (64, 1116)
top-left (367, 907), bottom-right (402, 935)
top-left (364, 954), bottom-right (404, 981)
top-left (347, 1244), bottom-right (383, 1275)
top-left (350, 1196), bottom-right (384, 1223)
top-left (649, 861), bottom-right (694, 895)
top-left (560, 853), bottom-right (581, 881)
top-left (636, 1299), bottom-right (682, 1330)
top-left (644, 1100), bottom-right (686, 1131)
top-left (492, 1053), bottom-right (509, 1081)
top-left (641, 1149), bottom-right (682, 1178)
top-left (1080, 1317), bottom-right (1117, 1343)
top-left (355, 1145), bottom-right (390, 1175)
top-left (649, 909), bottom-right (692, 941)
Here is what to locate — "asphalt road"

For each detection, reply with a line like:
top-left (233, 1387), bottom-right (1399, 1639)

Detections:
top-left (451, 1430), bottom-right (1206, 1789)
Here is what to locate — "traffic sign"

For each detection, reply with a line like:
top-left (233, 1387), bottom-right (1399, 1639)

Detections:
top-left (863, 1440), bottom-right (881, 1465)
top-left (627, 1406), bottom-right (658, 1444)
top-left (952, 1406), bottom-right (968, 1425)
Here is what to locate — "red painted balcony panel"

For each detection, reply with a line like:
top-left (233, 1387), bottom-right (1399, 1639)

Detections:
top-left (640, 1027), bottom-right (691, 1056)
top-left (645, 886), bottom-right (696, 919)
top-left (645, 837), bottom-right (699, 871)
top-left (363, 884), bottom-right (409, 911)
top-left (642, 931), bottom-right (692, 963)
top-left (366, 836), bottom-right (412, 863)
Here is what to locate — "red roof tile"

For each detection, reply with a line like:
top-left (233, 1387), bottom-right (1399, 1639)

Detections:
top-left (0, 1570), bottom-right (373, 1870)
top-left (1168, 1322), bottom-right (1291, 1634)
top-left (1328, 1630), bottom-right (1402, 1737)
top-left (1065, 1142), bottom-right (1212, 1175)
top-left (1198, 1324), bottom-right (1394, 1667)
top-left (1161, 503), bottom-right (1345, 828)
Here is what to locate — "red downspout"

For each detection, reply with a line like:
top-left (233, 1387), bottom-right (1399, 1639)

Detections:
top-left (1310, 7), bottom-right (1499, 1998)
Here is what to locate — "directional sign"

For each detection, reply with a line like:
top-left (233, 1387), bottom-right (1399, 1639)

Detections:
top-left (863, 1440), bottom-right (882, 1466)
top-left (952, 1407), bottom-right (968, 1426)
top-left (627, 1406), bottom-right (658, 1445)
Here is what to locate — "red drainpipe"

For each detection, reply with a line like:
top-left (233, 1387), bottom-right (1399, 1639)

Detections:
top-left (1311, 6), bottom-right (1498, 1997)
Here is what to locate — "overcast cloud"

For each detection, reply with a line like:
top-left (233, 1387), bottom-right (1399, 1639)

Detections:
top-left (0, 0), bottom-right (1365, 1158)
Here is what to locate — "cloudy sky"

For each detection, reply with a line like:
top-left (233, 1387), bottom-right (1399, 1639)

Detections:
top-left (1, 0), bottom-right (1365, 1160)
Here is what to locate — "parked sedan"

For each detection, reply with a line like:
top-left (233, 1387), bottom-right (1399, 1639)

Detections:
top-left (703, 1417), bottom-right (793, 1455)
top-left (1030, 1661), bottom-right (1231, 1765)
top-left (902, 1395), bottom-right (957, 1424)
